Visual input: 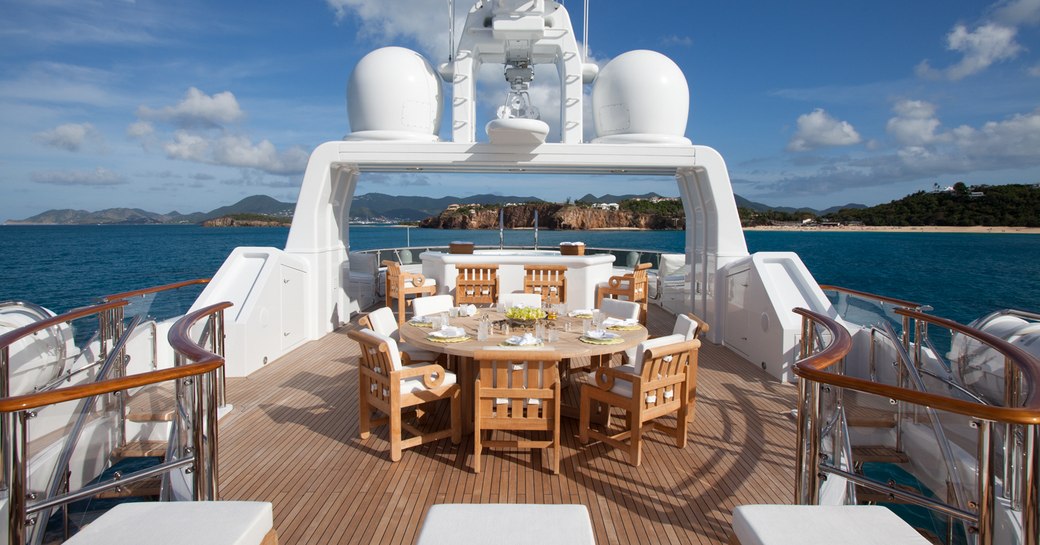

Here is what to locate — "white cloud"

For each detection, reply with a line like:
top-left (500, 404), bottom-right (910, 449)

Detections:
top-left (0, 62), bottom-right (118, 107)
top-left (212, 135), bottom-right (309, 175)
top-left (164, 131), bottom-right (211, 162)
top-left (945, 23), bottom-right (1022, 80)
top-left (35, 123), bottom-right (100, 152)
top-left (660, 35), bottom-right (693, 47)
top-left (31, 167), bottom-right (127, 186)
top-left (919, 0), bottom-right (1034, 82)
top-left (757, 103), bottom-right (1040, 198)
top-left (886, 100), bottom-right (944, 146)
top-left (137, 87), bottom-right (244, 128)
top-left (991, 0), bottom-right (1040, 26)
top-left (325, 0), bottom-right (457, 60)
top-left (1029, 64), bottom-right (1040, 76)
top-left (786, 109), bottom-right (862, 152)
top-left (163, 130), bottom-right (308, 175)
top-left (126, 120), bottom-right (154, 139)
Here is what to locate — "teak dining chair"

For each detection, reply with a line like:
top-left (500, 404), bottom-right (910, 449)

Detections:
top-left (455, 264), bottom-right (499, 306)
top-left (383, 260), bottom-right (437, 327)
top-left (579, 336), bottom-right (699, 466)
top-left (523, 264), bottom-right (567, 305)
top-left (595, 262), bottom-right (652, 324)
top-left (348, 328), bottom-right (461, 462)
top-left (472, 349), bottom-right (562, 474)
top-left (358, 307), bottom-right (444, 366)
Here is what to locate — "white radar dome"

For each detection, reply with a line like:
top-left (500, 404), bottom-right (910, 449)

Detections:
top-left (346, 47), bottom-right (442, 141)
top-left (591, 50), bottom-right (691, 144)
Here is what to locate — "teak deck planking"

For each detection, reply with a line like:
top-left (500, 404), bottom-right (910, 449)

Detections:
top-left (218, 304), bottom-right (799, 545)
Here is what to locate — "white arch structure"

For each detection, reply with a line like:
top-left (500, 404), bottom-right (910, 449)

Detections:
top-left (192, 0), bottom-right (834, 381)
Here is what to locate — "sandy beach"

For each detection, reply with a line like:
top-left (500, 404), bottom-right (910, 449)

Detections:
top-left (743, 225), bottom-right (1040, 234)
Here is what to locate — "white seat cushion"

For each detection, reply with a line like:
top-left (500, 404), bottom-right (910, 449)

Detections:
top-left (401, 364), bottom-right (457, 395)
top-left (732, 505), bottom-right (930, 545)
top-left (64, 501), bottom-right (273, 545)
top-left (404, 277), bottom-right (437, 288)
top-left (399, 342), bottom-right (441, 363)
top-left (417, 504), bottom-right (594, 545)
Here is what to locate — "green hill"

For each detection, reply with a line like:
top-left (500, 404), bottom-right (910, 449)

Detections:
top-left (829, 183), bottom-right (1040, 227)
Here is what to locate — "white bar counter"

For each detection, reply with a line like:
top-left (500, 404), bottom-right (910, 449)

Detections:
top-left (420, 249), bottom-right (615, 310)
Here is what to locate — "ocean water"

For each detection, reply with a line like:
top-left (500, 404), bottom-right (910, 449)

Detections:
top-left (1, 224), bottom-right (1039, 326)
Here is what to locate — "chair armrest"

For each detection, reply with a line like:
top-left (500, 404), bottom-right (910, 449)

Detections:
top-left (606, 275), bottom-right (631, 290)
top-left (402, 270), bottom-right (429, 287)
top-left (590, 365), bottom-right (639, 390)
top-left (394, 363), bottom-right (449, 388)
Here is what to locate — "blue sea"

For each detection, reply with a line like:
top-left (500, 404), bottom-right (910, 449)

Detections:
top-left (1, 224), bottom-right (1039, 326)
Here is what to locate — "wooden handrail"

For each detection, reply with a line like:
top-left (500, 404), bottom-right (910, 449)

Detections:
top-left (100, 278), bottom-right (211, 302)
top-left (819, 284), bottom-right (921, 309)
top-left (793, 308), bottom-right (1040, 425)
top-left (0, 360), bottom-right (222, 413)
top-left (0, 299), bottom-right (127, 350)
top-left (895, 307), bottom-right (1040, 408)
top-left (168, 302), bottom-right (233, 363)
top-left (0, 302), bottom-right (231, 413)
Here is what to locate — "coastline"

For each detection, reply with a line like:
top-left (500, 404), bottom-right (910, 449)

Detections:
top-left (743, 225), bottom-right (1040, 234)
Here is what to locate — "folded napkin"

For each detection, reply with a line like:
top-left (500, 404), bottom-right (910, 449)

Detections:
top-left (569, 309), bottom-right (594, 317)
top-left (506, 333), bottom-right (542, 346)
top-left (602, 317), bottom-right (638, 327)
top-left (584, 329), bottom-right (618, 340)
top-left (437, 326), bottom-right (466, 338)
top-left (410, 315), bottom-right (432, 323)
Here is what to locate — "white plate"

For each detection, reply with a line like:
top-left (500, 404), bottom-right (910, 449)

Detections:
top-left (429, 328), bottom-right (466, 339)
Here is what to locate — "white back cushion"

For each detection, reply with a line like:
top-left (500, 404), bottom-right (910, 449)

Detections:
top-left (348, 252), bottom-right (378, 275)
top-left (600, 298), bottom-right (640, 321)
top-left (672, 314), bottom-right (697, 340)
top-left (632, 334), bottom-right (685, 374)
top-left (500, 292), bottom-right (542, 308)
top-left (367, 307), bottom-right (399, 337)
top-left (356, 328), bottom-right (403, 371)
top-left (412, 294), bottom-right (454, 318)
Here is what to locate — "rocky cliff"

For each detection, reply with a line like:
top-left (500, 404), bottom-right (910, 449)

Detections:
top-left (419, 203), bottom-right (683, 230)
top-left (202, 214), bottom-right (290, 227)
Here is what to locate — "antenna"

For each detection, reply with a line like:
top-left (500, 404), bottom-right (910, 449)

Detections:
top-left (583, 0), bottom-right (589, 61)
top-left (448, 0), bottom-right (455, 61)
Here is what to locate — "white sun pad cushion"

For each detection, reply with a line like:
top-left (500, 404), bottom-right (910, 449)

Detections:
top-left (732, 505), bottom-right (930, 545)
top-left (65, 501), bottom-right (273, 545)
top-left (417, 503), bottom-right (595, 545)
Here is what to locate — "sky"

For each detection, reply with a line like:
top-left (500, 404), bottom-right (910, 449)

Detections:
top-left (3, 0), bottom-right (1040, 222)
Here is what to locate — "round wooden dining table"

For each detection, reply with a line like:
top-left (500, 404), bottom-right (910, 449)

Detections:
top-left (398, 311), bottom-right (648, 430)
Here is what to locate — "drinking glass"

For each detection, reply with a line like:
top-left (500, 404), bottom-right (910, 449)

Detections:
top-left (582, 319), bottom-right (591, 335)
top-left (431, 316), bottom-right (443, 330)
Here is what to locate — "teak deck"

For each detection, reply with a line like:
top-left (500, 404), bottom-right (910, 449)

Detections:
top-left (218, 305), bottom-right (799, 545)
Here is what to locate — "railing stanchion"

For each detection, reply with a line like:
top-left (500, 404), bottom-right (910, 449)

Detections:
top-left (1, 345), bottom-right (9, 491)
top-left (9, 411), bottom-right (29, 545)
top-left (193, 368), bottom-right (207, 500)
top-left (207, 368), bottom-right (220, 500)
top-left (1023, 424), bottom-right (1038, 545)
top-left (795, 375), bottom-right (809, 504)
top-left (976, 420), bottom-right (994, 545)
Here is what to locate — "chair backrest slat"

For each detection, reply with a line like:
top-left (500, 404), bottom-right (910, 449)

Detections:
top-left (455, 264), bottom-right (499, 305)
top-left (523, 265), bottom-right (567, 305)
